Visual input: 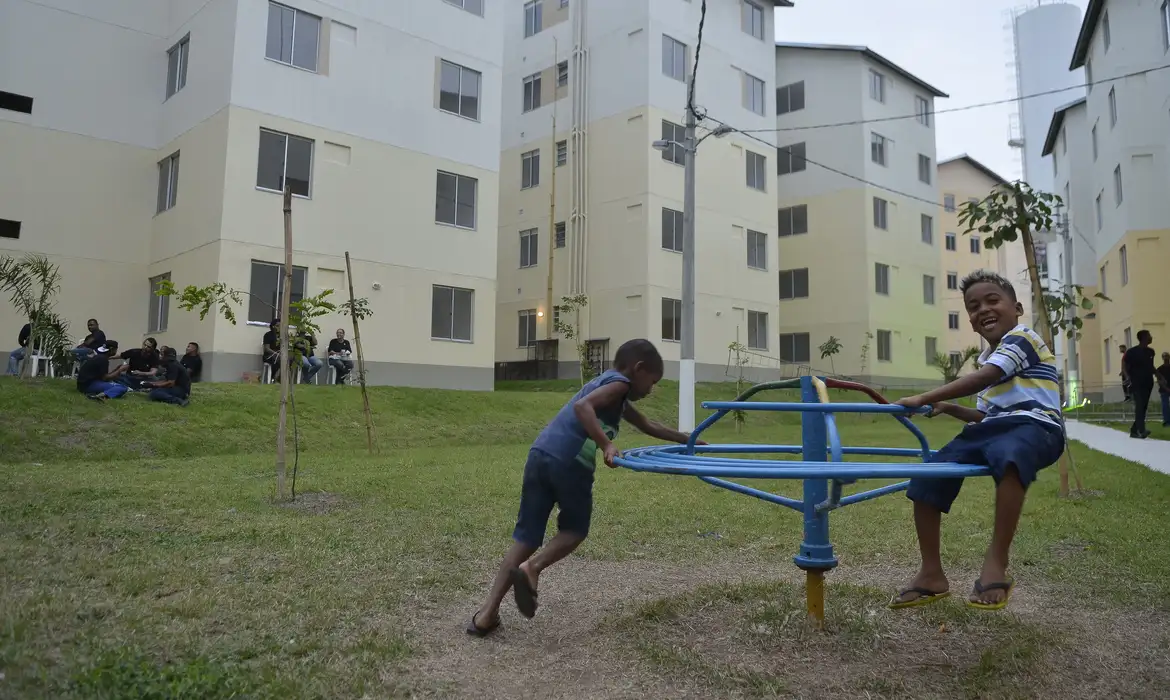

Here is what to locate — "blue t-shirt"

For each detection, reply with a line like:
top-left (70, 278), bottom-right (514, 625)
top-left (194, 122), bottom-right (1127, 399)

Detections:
top-left (531, 370), bottom-right (630, 470)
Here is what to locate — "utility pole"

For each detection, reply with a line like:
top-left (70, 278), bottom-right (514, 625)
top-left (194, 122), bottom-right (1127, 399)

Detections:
top-left (679, 104), bottom-right (697, 433)
top-left (1059, 211), bottom-right (1078, 406)
top-left (546, 39), bottom-right (558, 340)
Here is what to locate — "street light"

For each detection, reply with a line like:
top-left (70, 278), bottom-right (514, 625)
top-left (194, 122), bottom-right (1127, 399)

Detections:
top-left (652, 121), bottom-right (733, 432)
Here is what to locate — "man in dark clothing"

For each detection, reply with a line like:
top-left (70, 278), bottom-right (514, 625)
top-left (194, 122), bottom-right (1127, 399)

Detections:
top-left (147, 347), bottom-right (191, 406)
top-left (1123, 330), bottom-right (1162, 438)
top-left (117, 338), bottom-right (161, 390)
top-left (262, 320), bottom-right (283, 382)
top-left (327, 328), bottom-right (354, 384)
top-left (77, 342), bottom-right (129, 401)
top-left (72, 318), bottom-right (106, 366)
top-left (181, 342), bottom-right (202, 382)
top-left (1158, 352), bottom-right (1170, 428)
top-left (6, 312), bottom-right (36, 376)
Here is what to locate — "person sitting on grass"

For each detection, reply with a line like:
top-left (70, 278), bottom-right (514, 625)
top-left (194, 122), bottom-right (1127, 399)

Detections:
top-left (6, 311), bottom-right (35, 376)
top-left (181, 342), bottom-right (202, 382)
top-left (116, 337), bottom-right (161, 390)
top-left (146, 347), bottom-right (191, 407)
top-left (77, 342), bottom-right (129, 402)
top-left (71, 318), bottom-right (106, 366)
top-left (467, 339), bottom-right (702, 637)
top-left (889, 270), bottom-right (1065, 612)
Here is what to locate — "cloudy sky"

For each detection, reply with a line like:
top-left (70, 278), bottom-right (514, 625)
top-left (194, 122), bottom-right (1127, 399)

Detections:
top-left (774, 0), bottom-right (1089, 180)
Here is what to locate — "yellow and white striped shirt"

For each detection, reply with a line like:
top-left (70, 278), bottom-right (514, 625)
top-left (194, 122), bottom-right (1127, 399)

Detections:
top-left (975, 324), bottom-right (1062, 428)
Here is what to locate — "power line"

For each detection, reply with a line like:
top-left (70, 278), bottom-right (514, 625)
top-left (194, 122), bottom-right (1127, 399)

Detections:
top-left (687, 0), bottom-right (708, 118)
top-left (741, 63), bottom-right (1170, 135)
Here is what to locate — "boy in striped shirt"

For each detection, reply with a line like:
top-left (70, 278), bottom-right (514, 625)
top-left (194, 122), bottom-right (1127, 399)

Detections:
top-left (889, 270), bottom-right (1064, 611)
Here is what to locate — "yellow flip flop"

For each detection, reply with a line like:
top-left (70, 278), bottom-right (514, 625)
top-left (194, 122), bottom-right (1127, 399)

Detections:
top-left (888, 587), bottom-right (951, 610)
top-left (966, 577), bottom-right (1014, 611)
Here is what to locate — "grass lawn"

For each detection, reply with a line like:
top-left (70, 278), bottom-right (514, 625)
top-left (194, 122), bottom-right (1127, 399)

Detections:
top-left (2, 377), bottom-right (1169, 698)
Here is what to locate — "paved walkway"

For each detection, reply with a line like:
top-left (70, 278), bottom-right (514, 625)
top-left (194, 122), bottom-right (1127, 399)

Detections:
top-left (1066, 420), bottom-right (1170, 477)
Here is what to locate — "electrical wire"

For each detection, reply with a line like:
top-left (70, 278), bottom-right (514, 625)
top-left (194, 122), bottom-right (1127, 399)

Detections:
top-left (687, 0), bottom-right (708, 119)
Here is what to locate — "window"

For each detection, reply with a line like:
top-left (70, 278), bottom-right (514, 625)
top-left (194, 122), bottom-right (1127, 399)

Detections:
top-left (1095, 192), bottom-right (1103, 231)
top-left (746, 310), bottom-right (768, 349)
top-left (945, 232), bottom-right (956, 251)
top-left (249, 260), bottom-right (307, 323)
top-left (555, 221), bottom-right (566, 248)
top-left (522, 72), bottom-right (542, 112)
top-left (1061, 128), bottom-right (1067, 154)
top-left (923, 275), bottom-right (935, 305)
top-left (266, 2), bottom-right (320, 72)
top-left (778, 268), bottom-right (809, 300)
top-left (872, 197), bottom-right (888, 230)
top-left (1100, 263), bottom-right (1108, 296)
top-left (0, 90), bottom-right (33, 115)
top-left (439, 60), bottom-right (482, 120)
top-left (779, 333), bottom-right (810, 363)
top-left (1103, 11), bottom-right (1111, 51)
top-left (1091, 125), bottom-right (1098, 161)
top-left (556, 140), bottom-right (567, 166)
top-left (870, 133), bottom-right (887, 166)
top-left (918, 154), bottom-right (931, 184)
top-left (557, 60), bottom-right (568, 88)
top-left (432, 285), bottom-right (474, 341)
top-left (944, 194), bottom-right (955, 212)
top-left (869, 70), bottom-right (885, 102)
top-left (661, 120), bottom-right (686, 165)
top-left (920, 214), bottom-right (933, 244)
top-left (1125, 327), bottom-right (1133, 347)
top-left (518, 310), bottom-right (538, 348)
top-left (948, 312), bottom-right (960, 330)
top-left (662, 297), bottom-right (682, 341)
top-left (1114, 165), bottom-right (1123, 205)
top-left (946, 271), bottom-right (958, 290)
top-left (156, 152), bottom-right (180, 214)
top-left (1108, 87), bottom-right (1117, 127)
top-left (1120, 245), bottom-right (1129, 285)
top-left (524, 0), bottom-right (543, 37)
top-left (876, 330), bottom-right (892, 362)
top-left (1105, 339), bottom-right (1112, 373)
top-left (256, 129), bottom-right (313, 197)
top-left (148, 273), bottom-right (171, 333)
top-left (1052, 152), bottom-right (1058, 179)
top-left (0, 219), bottom-right (20, 239)
top-left (746, 151), bottom-right (766, 190)
top-left (743, 72), bottom-right (766, 115)
top-left (1086, 59), bottom-right (1093, 93)
top-left (435, 171), bottom-right (478, 228)
top-left (166, 35), bottom-right (189, 99)
top-left (521, 149), bottom-right (540, 189)
top-left (777, 142), bottom-right (806, 175)
top-left (915, 96), bottom-right (931, 126)
top-left (444, 0), bottom-right (484, 16)
top-left (776, 81), bottom-right (805, 115)
top-left (925, 336), bottom-right (937, 365)
top-left (661, 207), bottom-right (684, 252)
top-left (747, 229), bottom-right (767, 270)
top-left (662, 36), bottom-right (687, 82)
top-left (969, 236), bottom-right (980, 254)
top-left (874, 263), bottom-right (889, 295)
top-left (778, 204), bottom-right (808, 237)
top-left (741, 0), bottom-right (765, 39)
top-left (519, 229), bottom-right (538, 268)
top-left (1163, 0), bottom-right (1170, 51)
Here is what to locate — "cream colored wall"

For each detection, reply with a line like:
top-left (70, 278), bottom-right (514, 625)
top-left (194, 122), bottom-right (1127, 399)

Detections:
top-left (1095, 230), bottom-right (1170, 392)
top-left (1076, 284), bottom-right (1104, 399)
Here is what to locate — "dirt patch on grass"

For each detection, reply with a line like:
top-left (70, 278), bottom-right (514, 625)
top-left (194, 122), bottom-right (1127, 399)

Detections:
top-left (278, 491), bottom-right (347, 515)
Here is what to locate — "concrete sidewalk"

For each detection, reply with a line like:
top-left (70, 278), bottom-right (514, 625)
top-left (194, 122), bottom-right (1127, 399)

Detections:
top-left (1066, 420), bottom-right (1170, 477)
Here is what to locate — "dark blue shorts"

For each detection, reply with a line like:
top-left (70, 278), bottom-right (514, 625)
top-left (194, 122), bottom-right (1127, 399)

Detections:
top-left (907, 415), bottom-right (1065, 514)
top-left (512, 449), bottom-right (594, 548)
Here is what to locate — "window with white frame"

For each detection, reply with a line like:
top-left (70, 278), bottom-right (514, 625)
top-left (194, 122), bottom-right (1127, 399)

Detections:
top-left (522, 72), bottom-right (542, 112)
top-left (945, 232), bottom-right (956, 251)
top-left (148, 273), bottom-right (171, 333)
top-left (1114, 164), bottom-right (1123, 205)
top-left (519, 228), bottom-right (538, 268)
top-left (557, 60), bottom-right (568, 88)
top-left (432, 285), bottom-right (474, 341)
top-left (970, 236), bottom-right (980, 254)
top-left (876, 330), bottom-right (892, 362)
top-left (1086, 59), bottom-right (1093, 92)
top-left (435, 170), bottom-right (478, 228)
top-left (266, 2), bottom-right (320, 72)
top-left (871, 133), bottom-right (887, 166)
top-left (925, 336), bottom-right (937, 365)
top-left (875, 263), bottom-right (890, 295)
top-left (1163, 0), bottom-right (1170, 51)
top-left (556, 140), bottom-right (567, 166)
top-left (444, 0), bottom-right (484, 16)
top-left (949, 350), bottom-right (961, 365)
top-left (1100, 262), bottom-right (1108, 295)
top-left (777, 142), bottom-right (806, 175)
top-left (923, 274), bottom-right (935, 305)
top-left (778, 204), bottom-right (808, 237)
top-left (521, 149), bottom-right (540, 189)
top-left (555, 221), bottom-right (566, 248)
top-left (747, 229), bottom-right (767, 270)
top-left (1105, 339), bottom-right (1112, 373)
top-left (944, 193), bottom-right (955, 212)
top-left (776, 81), bottom-right (804, 115)
top-left (661, 120), bottom-right (686, 165)
top-left (439, 60), bottom-right (482, 120)
top-left (746, 151), bottom-right (766, 190)
top-left (873, 197), bottom-right (888, 230)
top-left (661, 207), bottom-right (683, 252)
top-left (869, 69), bottom-right (885, 102)
top-left (747, 310), bottom-right (768, 350)
top-left (165, 35), bottom-right (189, 99)
top-left (779, 333), bottom-right (810, 363)
top-left (1108, 87), bottom-right (1117, 127)
top-left (249, 260), bottom-right (307, 323)
top-left (1103, 11), bottom-right (1111, 51)
top-left (743, 72), bottom-right (766, 115)
top-left (1120, 245), bottom-right (1129, 285)
top-left (518, 309), bottom-right (538, 348)
top-left (156, 152), bottom-right (180, 213)
top-left (1092, 124), bottom-right (1098, 160)
top-left (741, 0), bottom-right (765, 39)
top-left (662, 297), bottom-right (682, 341)
top-left (256, 129), bottom-right (313, 197)
top-left (915, 95), bottom-right (930, 126)
top-left (1095, 192), bottom-right (1103, 231)
top-left (920, 214), bottom-right (933, 244)
top-left (918, 154), bottom-right (931, 184)
top-left (662, 35), bottom-right (687, 82)
top-left (946, 271), bottom-right (958, 290)
top-left (779, 268), bottom-right (809, 300)
top-left (948, 312), bottom-right (960, 330)
top-left (1125, 327), bottom-right (1133, 347)
top-left (524, 0), bottom-right (543, 37)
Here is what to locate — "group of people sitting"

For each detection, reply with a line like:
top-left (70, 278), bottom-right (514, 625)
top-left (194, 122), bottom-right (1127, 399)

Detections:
top-left (261, 320), bottom-right (355, 385)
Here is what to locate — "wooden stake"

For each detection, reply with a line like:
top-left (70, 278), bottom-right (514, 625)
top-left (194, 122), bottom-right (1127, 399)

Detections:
top-left (345, 251), bottom-right (376, 454)
top-left (275, 186), bottom-right (294, 501)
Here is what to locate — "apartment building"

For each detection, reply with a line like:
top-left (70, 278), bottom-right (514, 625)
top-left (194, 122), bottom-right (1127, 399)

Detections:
top-left (773, 43), bottom-right (946, 385)
top-left (494, 0), bottom-right (791, 381)
top-left (0, 0), bottom-right (503, 388)
top-left (1047, 0), bottom-right (1170, 400)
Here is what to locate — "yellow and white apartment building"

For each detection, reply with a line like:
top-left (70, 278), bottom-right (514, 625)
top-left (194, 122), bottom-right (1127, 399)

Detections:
top-left (0, 0), bottom-right (504, 388)
top-left (494, 0), bottom-right (793, 381)
top-left (773, 43), bottom-right (949, 386)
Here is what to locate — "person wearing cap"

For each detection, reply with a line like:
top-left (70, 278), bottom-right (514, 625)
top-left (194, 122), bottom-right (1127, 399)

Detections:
top-left (77, 341), bottom-right (129, 401)
top-left (146, 346), bottom-right (191, 407)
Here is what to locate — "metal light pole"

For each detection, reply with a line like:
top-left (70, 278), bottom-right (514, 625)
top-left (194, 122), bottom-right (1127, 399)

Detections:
top-left (1057, 208), bottom-right (1079, 405)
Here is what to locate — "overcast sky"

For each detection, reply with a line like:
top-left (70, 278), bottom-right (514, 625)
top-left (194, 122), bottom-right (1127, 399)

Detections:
top-left (774, 0), bottom-right (1089, 180)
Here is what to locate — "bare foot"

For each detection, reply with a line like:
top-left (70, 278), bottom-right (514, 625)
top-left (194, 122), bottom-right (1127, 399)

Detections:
top-left (891, 569), bottom-right (950, 605)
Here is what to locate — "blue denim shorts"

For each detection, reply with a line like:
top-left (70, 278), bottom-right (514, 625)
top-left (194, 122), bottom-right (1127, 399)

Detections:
top-left (907, 415), bottom-right (1065, 514)
top-left (512, 448), bottom-right (595, 548)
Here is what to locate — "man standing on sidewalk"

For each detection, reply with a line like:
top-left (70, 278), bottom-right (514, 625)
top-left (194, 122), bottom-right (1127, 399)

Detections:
top-left (1122, 330), bottom-right (1164, 439)
top-left (1158, 351), bottom-right (1170, 428)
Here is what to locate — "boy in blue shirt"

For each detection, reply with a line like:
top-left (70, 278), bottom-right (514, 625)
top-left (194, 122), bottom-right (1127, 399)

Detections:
top-left (468, 339), bottom-right (698, 636)
top-left (890, 271), bottom-right (1065, 611)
